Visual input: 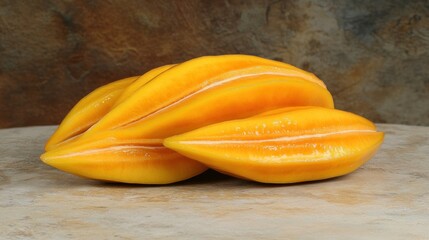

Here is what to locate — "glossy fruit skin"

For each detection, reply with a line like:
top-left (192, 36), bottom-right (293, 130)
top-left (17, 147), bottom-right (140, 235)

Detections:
top-left (44, 76), bottom-right (138, 151)
top-left (52, 55), bottom-right (333, 153)
top-left (41, 144), bottom-right (206, 184)
top-left (41, 55), bottom-right (381, 184)
top-left (45, 64), bottom-right (175, 151)
top-left (82, 55), bottom-right (330, 136)
top-left (164, 107), bottom-right (384, 184)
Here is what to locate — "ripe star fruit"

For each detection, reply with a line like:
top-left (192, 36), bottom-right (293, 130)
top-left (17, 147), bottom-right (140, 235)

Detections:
top-left (41, 54), bottom-right (382, 184)
top-left (164, 107), bottom-right (384, 183)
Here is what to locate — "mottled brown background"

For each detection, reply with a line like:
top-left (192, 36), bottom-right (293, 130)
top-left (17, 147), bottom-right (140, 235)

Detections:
top-left (0, 0), bottom-right (428, 128)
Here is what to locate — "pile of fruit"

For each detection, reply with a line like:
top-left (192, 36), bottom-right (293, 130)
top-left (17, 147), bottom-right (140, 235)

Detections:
top-left (41, 55), bottom-right (384, 184)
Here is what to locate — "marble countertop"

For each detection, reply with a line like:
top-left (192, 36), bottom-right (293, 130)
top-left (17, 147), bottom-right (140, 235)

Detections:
top-left (0, 124), bottom-right (428, 239)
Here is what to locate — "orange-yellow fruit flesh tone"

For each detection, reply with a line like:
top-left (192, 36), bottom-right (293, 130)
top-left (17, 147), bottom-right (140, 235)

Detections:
top-left (84, 55), bottom-right (326, 135)
top-left (114, 64), bottom-right (176, 106)
top-left (42, 55), bottom-right (379, 185)
top-left (41, 55), bottom-right (334, 184)
top-left (164, 107), bottom-right (384, 184)
top-left (41, 144), bottom-right (207, 184)
top-left (44, 76), bottom-right (138, 151)
top-left (42, 75), bottom-right (331, 184)
top-left (52, 75), bottom-right (334, 154)
top-left (71, 65), bottom-right (333, 147)
top-left (46, 64), bottom-right (174, 151)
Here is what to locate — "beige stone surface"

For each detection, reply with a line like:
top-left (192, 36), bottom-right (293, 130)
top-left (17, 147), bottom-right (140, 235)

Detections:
top-left (0, 124), bottom-right (428, 239)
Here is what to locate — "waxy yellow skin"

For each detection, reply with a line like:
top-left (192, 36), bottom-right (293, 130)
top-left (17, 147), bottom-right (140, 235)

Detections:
top-left (45, 65), bottom-right (176, 151)
top-left (42, 64), bottom-right (207, 184)
top-left (113, 64), bottom-right (176, 106)
top-left (40, 55), bottom-right (381, 184)
top-left (42, 144), bottom-right (206, 184)
top-left (59, 55), bottom-right (333, 149)
top-left (45, 76), bottom-right (138, 151)
top-left (84, 55), bottom-right (327, 134)
top-left (41, 55), bottom-right (334, 184)
top-left (60, 75), bottom-right (334, 149)
top-left (164, 107), bottom-right (384, 184)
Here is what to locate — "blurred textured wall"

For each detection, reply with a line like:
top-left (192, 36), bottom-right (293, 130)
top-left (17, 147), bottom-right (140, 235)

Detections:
top-left (0, 0), bottom-right (428, 128)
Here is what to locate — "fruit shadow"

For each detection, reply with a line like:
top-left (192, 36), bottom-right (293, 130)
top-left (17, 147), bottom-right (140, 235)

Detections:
top-left (95, 169), bottom-right (352, 188)
top-left (242, 174), bottom-right (353, 188)
top-left (95, 169), bottom-right (235, 188)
